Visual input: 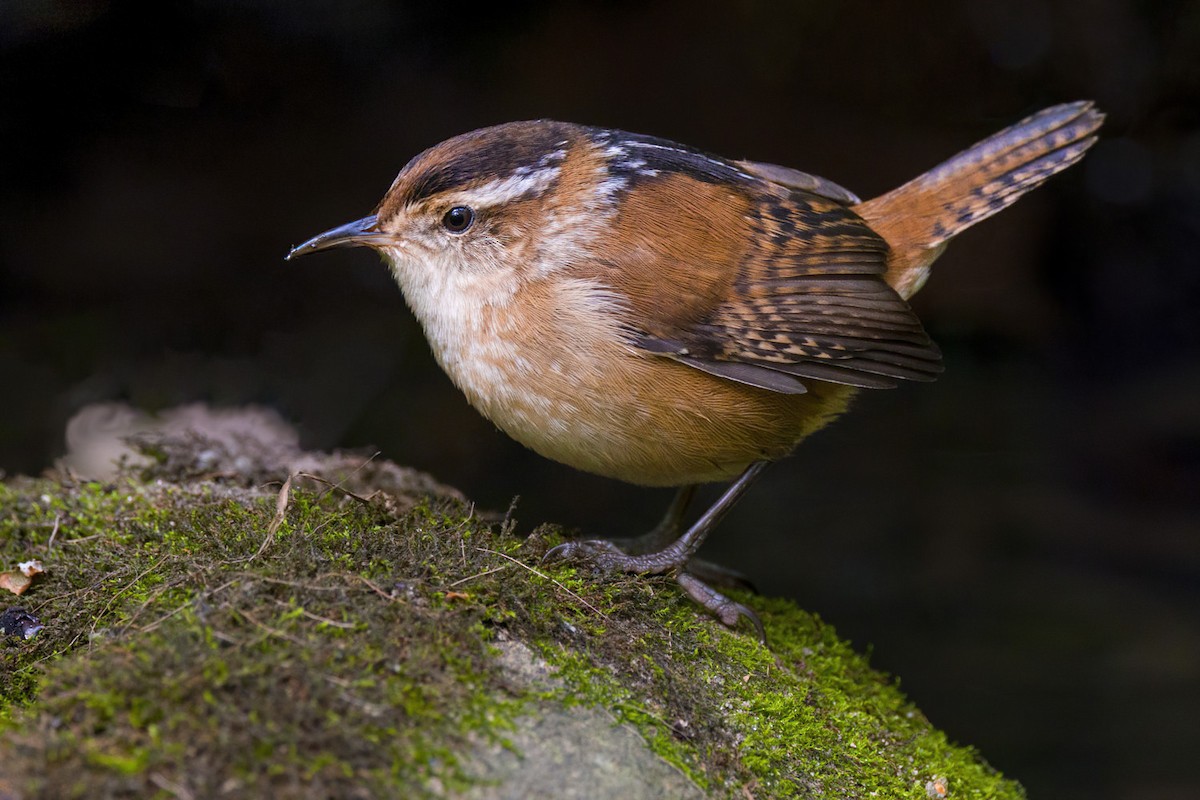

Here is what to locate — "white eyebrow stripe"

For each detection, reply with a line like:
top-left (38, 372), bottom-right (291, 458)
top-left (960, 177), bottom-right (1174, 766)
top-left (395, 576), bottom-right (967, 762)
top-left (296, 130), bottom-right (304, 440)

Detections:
top-left (463, 166), bottom-right (561, 208)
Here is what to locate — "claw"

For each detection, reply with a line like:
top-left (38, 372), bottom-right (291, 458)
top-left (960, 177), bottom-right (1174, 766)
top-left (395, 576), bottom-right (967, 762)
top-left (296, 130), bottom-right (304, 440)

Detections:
top-left (540, 542), bottom-right (571, 564)
top-left (676, 571), bottom-right (766, 643)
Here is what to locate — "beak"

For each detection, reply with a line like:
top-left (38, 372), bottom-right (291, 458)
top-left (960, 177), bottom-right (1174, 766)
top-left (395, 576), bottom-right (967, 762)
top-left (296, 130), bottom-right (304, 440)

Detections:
top-left (285, 214), bottom-right (393, 261)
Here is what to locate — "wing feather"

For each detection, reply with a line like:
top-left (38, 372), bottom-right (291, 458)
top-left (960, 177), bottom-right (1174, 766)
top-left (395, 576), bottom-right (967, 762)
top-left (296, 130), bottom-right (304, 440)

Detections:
top-left (630, 187), bottom-right (942, 392)
top-left (577, 158), bottom-right (943, 394)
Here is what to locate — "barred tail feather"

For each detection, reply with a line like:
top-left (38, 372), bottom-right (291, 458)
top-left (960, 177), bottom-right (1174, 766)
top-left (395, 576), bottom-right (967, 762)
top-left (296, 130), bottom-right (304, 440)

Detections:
top-left (854, 101), bottom-right (1104, 299)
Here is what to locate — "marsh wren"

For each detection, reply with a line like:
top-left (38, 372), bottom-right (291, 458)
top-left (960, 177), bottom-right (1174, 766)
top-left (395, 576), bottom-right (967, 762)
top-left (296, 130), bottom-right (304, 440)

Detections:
top-left (289, 102), bottom-right (1103, 639)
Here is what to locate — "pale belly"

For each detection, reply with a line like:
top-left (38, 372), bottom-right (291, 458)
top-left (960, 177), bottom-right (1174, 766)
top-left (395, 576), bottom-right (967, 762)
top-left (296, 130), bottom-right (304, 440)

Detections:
top-left (453, 345), bottom-right (856, 487)
top-left (412, 275), bottom-right (856, 486)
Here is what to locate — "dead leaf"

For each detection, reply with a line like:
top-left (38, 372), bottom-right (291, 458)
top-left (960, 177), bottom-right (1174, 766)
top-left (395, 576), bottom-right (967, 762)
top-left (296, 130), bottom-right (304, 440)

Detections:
top-left (0, 572), bottom-right (33, 596)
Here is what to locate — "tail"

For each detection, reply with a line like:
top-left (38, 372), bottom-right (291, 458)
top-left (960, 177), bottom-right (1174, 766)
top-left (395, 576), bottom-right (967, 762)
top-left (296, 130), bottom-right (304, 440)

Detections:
top-left (853, 101), bottom-right (1104, 299)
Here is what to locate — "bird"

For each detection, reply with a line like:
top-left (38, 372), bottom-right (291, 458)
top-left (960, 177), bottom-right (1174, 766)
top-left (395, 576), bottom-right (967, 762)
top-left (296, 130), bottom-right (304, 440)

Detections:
top-left (288, 102), bottom-right (1103, 640)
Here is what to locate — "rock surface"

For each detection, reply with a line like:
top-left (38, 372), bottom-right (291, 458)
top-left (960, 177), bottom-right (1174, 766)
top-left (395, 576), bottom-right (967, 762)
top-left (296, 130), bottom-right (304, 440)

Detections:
top-left (0, 406), bottom-right (1024, 799)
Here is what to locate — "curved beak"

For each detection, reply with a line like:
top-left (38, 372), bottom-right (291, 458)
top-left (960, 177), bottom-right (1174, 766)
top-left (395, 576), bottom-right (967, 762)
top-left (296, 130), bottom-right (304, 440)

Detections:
top-left (285, 214), bottom-right (394, 261)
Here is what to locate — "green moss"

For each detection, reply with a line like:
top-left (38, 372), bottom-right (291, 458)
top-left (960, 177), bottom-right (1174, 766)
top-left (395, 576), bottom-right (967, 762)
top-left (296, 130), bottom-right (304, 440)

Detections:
top-left (0, 474), bottom-right (522, 797)
top-left (0, 453), bottom-right (1024, 799)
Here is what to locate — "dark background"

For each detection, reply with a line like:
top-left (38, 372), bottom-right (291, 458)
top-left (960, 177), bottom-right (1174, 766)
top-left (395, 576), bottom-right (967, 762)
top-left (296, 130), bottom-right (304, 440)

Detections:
top-left (2, 1), bottom-right (1198, 797)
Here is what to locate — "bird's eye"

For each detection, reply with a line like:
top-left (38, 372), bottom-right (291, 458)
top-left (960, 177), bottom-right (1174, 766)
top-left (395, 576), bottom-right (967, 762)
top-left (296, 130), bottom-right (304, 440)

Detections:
top-left (442, 206), bottom-right (475, 233)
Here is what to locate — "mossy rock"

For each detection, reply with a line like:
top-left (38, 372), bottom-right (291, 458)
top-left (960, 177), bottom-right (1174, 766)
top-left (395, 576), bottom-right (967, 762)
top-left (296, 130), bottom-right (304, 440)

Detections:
top-left (0, 422), bottom-right (1023, 799)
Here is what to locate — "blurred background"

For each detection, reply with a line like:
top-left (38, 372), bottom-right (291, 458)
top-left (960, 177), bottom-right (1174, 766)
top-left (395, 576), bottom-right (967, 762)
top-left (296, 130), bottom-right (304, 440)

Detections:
top-left (2, 1), bottom-right (1197, 797)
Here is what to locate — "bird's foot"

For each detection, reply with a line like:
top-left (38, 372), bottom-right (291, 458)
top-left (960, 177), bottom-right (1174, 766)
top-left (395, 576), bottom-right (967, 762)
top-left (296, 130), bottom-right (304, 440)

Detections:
top-left (676, 571), bottom-right (765, 643)
top-left (552, 533), bottom-right (756, 591)
top-left (542, 540), bottom-right (765, 642)
top-left (541, 461), bottom-right (770, 640)
top-left (542, 537), bottom-right (678, 574)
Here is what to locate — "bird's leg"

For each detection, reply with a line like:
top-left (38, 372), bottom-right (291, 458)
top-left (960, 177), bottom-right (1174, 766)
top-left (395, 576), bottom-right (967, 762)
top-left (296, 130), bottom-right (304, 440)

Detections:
top-left (545, 462), bottom-right (767, 573)
top-left (610, 485), bottom-right (697, 555)
top-left (543, 461), bottom-right (770, 639)
top-left (608, 484), bottom-right (756, 590)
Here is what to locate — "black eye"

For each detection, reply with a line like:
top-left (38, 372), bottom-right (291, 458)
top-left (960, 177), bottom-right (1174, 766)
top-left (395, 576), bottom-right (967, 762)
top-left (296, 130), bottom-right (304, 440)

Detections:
top-left (442, 206), bottom-right (475, 233)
